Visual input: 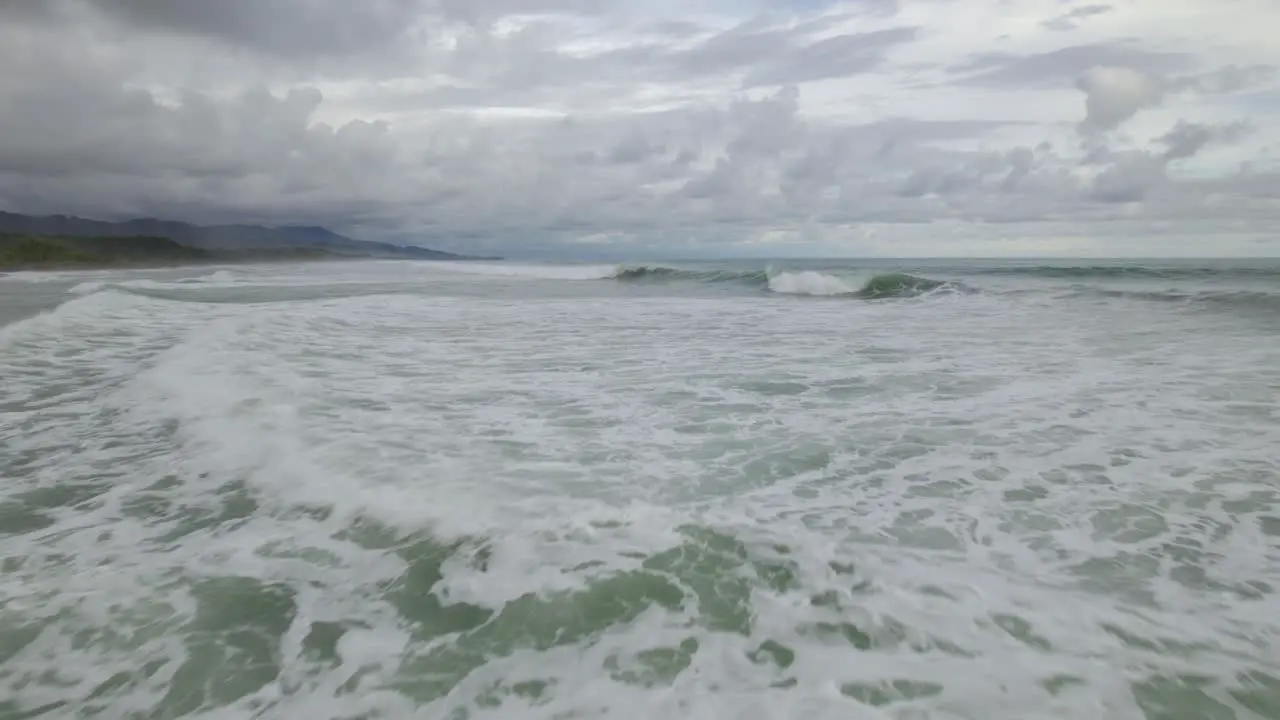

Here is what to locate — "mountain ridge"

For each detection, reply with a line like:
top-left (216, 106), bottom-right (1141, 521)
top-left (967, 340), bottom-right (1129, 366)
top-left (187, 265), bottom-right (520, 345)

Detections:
top-left (0, 211), bottom-right (498, 261)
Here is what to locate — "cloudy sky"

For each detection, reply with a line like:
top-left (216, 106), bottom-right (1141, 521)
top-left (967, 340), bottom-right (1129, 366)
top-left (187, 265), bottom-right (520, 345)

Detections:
top-left (1, 0), bottom-right (1277, 258)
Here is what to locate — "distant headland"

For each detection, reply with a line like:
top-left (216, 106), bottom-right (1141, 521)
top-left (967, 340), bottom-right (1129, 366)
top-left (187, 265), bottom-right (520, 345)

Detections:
top-left (0, 211), bottom-right (500, 270)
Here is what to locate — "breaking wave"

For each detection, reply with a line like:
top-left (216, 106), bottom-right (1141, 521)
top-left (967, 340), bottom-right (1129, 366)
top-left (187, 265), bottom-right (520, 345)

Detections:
top-left (35, 261), bottom-right (1280, 315)
top-left (854, 272), bottom-right (954, 298)
top-left (615, 265), bottom-right (959, 299)
top-left (766, 271), bottom-right (855, 296)
top-left (424, 261), bottom-right (622, 280)
top-left (614, 265), bottom-right (771, 287)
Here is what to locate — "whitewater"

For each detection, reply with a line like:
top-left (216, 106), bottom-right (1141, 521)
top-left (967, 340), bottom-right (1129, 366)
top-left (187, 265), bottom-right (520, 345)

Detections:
top-left (1, 257), bottom-right (1278, 719)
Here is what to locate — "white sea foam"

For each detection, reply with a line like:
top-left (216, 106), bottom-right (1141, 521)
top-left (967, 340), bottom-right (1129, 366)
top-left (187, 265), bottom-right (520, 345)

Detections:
top-left (1, 263), bottom-right (1278, 719)
top-left (65, 277), bottom-right (202, 295)
top-left (0, 269), bottom-right (98, 283)
top-left (204, 269), bottom-right (240, 283)
top-left (767, 270), bottom-right (856, 296)
top-left (66, 280), bottom-right (109, 295)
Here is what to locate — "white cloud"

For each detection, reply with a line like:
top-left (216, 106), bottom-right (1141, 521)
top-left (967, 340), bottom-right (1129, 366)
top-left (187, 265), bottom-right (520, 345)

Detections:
top-left (0, 0), bottom-right (1276, 257)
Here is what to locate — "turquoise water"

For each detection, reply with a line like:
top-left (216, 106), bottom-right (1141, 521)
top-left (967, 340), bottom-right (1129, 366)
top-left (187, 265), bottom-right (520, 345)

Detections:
top-left (1, 258), bottom-right (1278, 719)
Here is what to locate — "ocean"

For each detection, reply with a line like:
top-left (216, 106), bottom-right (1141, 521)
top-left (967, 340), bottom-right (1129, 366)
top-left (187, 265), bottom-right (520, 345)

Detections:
top-left (1, 257), bottom-right (1278, 719)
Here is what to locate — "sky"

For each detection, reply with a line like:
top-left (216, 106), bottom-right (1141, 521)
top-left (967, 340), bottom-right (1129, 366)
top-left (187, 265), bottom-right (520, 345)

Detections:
top-left (0, 0), bottom-right (1277, 258)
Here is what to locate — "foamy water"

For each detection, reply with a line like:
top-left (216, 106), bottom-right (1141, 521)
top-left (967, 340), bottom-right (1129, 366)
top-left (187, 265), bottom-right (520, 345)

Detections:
top-left (1, 258), bottom-right (1279, 719)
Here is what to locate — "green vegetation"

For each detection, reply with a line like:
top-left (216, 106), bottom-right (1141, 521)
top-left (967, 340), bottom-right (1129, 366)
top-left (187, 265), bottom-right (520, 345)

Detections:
top-left (0, 233), bottom-right (345, 270)
top-left (0, 233), bottom-right (210, 270)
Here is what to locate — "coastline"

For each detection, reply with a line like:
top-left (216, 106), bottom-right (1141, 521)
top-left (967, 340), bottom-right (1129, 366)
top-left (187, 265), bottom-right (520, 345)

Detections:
top-left (0, 250), bottom-right (504, 275)
top-left (0, 255), bottom-right (503, 275)
top-left (0, 254), bottom-right (347, 274)
top-left (0, 228), bottom-right (502, 275)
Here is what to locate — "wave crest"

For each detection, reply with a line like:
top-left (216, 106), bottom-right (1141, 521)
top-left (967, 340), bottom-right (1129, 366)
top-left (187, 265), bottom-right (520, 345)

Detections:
top-left (614, 266), bottom-right (771, 287)
top-left (767, 271), bottom-right (855, 296)
top-left (426, 262), bottom-right (621, 281)
top-left (857, 273), bottom-right (951, 298)
top-left (616, 266), bottom-right (957, 299)
top-left (766, 271), bottom-right (958, 298)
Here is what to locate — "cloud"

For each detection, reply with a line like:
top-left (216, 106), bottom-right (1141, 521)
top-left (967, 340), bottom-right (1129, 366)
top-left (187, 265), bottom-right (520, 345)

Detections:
top-left (741, 27), bottom-right (919, 87)
top-left (951, 43), bottom-right (1192, 89)
top-left (1077, 65), bottom-right (1166, 134)
top-left (1158, 120), bottom-right (1252, 161)
top-left (1042, 4), bottom-right (1113, 32)
top-left (0, 0), bottom-right (1277, 257)
top-left (1077, 119), bottom-right (1256, 205)
top-left (84, 0), bottom-right (426, 57)
top-left (1173, 64), bottom-right (1279, 95)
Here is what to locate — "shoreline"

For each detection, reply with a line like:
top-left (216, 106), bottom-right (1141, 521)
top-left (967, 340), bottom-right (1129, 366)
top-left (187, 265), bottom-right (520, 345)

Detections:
top-left (0, 254), bottom-right (502, 275)
top-left (0, 255), bottom-right (342, 274)
top-left (1, 230), bottom-right (501, 274)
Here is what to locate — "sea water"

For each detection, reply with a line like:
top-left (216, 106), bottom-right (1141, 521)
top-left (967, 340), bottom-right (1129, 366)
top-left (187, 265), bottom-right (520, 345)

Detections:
top-left (1, 258), bottom-right (1278, 719)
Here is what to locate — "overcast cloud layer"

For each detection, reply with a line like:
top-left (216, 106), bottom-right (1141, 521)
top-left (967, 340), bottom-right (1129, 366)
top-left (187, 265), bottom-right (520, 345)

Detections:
top-left (1, 0), bottom-right (1277, 257)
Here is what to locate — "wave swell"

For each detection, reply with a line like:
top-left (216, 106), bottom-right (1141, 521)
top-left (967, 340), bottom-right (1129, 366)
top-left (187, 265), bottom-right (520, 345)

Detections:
top-left (615, 265), bottom-right (958, 299)
top-left (427, 261), bottom-right (621, 281)
top-left (38, 262), bottom-right (1280, 315)
top-left (1076, 287), bottom-right (1280, 313)
top-left (614, 266), bottom-right (771, 287)
top-left (970, 264), bottom-right (1280, 281)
